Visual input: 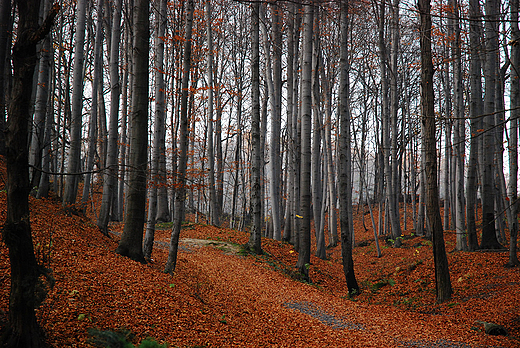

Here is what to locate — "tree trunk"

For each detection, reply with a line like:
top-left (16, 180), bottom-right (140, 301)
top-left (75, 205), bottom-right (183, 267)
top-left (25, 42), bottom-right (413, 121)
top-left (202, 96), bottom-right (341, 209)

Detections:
top-left (116, 0), bottom-right (149, 263)
top-left (480, 0), bottom-right (502, 249)
top-left (63, 0), bottom-right (87, 207)
top-left (338, 0), bottom-right (359, 295)
top-left (144, 0), bottom-right (168, 260)
top-left (29, 0), bottom-right (52, 188)
top-left (506, 0), bottom-right (519, 266)
top-left (0, 0), bottom-right (12, 156)
top-left (97, 0), bottom-right (122, 233)
top-left (389, 0), bottom-right (402, 244)
top-left (418, 0), bottom-right (452, 303)
top-left (245, 0), bottom-right (262, 255)
top-left (295, 1), bottom-right (313, 281)
top-left (164, 0), bottom-right (194, 273)
top-left (81, 0), bottom-right (103, 208)
top-left (450, 0), bottom-right (467, 251)
top-left (205, 0), bottom-right (218, 227)
top-left (2, 3), bottom-right (58, 347)
top-left (466, 0), bottom-right (483, 251)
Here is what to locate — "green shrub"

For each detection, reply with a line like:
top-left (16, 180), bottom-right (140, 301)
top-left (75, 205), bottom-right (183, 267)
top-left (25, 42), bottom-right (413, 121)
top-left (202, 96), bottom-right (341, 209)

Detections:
top-left (87, 328), bottom-right (167, 348)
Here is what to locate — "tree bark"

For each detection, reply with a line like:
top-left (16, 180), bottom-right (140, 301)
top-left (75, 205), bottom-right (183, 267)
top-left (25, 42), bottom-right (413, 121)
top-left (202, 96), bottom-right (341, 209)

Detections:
top-left (116, 0), bottom-right (149, 263)
top-left (144, 0), bottom-right (168, 260)
top-left (164, 0), bottom-right (194, 273)
top-left (81, 0), bottom-right (104, 208)
top-left (63, 0), bottom-right (87, 207)
top-left (506, 0), bottom-right (519, 266)
top-left (2, 2), bottom-right (58, 346)
top-left (295, 1), bottom-right (313, 281)
top-left (98, 0), bottom-right (122, 233)
top-left (480, 0), bottom-right (502, 249)
top-left (246, 0), bottom-right (262, 255)
top-left (338, 0), bottom-right (360, 295)
top-left (418, 0), bottom-right (453, 303)
top-left (466, 0), bottom-right (483, 251)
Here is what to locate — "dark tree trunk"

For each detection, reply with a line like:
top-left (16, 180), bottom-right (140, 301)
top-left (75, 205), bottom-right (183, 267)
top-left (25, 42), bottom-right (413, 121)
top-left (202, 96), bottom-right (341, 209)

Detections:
top-left (245, 0), bottom-right (262, 254)
top-left (164, 0), bottom-right (195, 273)
top-left (0, 0), bottom-right (12, 156)
top-left (2, 3), bottom-right (59, 347)
top-left (338, 0), bottom-right (360, 295)
top-left (116, 0), bottom-right (149, 263)
top-left (418, 0), bottom-right (453, 303)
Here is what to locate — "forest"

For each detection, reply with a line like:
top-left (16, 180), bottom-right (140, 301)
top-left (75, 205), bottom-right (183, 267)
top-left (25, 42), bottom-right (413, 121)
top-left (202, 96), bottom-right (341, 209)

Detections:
top-left (0, 0), bottom-right (519, 346)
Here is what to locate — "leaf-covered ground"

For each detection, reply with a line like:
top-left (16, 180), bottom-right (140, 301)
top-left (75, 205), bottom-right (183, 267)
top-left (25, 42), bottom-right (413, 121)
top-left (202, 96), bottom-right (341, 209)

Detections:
top-left (1, 177), bottom-right (519, 346)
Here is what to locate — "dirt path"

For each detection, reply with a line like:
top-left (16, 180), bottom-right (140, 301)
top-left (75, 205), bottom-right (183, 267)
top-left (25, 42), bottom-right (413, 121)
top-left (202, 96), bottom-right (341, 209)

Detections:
top-left (168, 239), bottom-right (509, 347)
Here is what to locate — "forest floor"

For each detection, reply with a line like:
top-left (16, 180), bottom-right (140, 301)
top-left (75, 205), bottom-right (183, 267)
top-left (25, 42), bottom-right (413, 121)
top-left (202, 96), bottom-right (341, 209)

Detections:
top-left (1, 179), bottom-right (520, 346)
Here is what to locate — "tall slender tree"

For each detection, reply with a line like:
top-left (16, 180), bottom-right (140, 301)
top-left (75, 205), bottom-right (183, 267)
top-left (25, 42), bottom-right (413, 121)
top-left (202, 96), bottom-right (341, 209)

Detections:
top-left (164, 0), bottom-right (195, 273)
top-left (338, 0), bottom-right (359, 295)
top-left (245, 0), bottom-right (263, 255)
top-left (418, 0), bottom-right (452, 303)
top-left (98, 0), bottom-right (122, 233)
top-left (116, 0), bottom-right (149, 263)
top-left (480, 0), bottom-right (502, 249)
top-left (295, 0), bottom-right (313, 281)
top-left (507, 0), bottom-right (520, 266)
top-left (63, 0), bottom-right (87, 207)
top-left (144, 0), bottom-right (168, 260)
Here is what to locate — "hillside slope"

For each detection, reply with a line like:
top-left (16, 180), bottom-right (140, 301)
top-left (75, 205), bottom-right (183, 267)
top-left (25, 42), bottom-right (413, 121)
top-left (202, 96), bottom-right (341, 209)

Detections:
top-left (1, 182), bottom-right (519, 347)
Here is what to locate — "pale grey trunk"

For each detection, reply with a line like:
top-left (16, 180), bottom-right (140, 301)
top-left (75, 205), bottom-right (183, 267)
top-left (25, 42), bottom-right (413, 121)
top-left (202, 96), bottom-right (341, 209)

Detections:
top-left (29, 0), bottom-right (52, 188)
top-left (63, 0), bottom-right (87, 207)
top-left (205, 0), bottom-right (218, 227)
top-left (295, 2), bottom-right (313, 281)
top-left (507, 0), bottom-right (519, 266)
top-left (118, 26), bottom-right (130, 220)
top-left (450, 0), bottom-right (467, 250)
top-left (494, 61), bottom-right (511, 244)
top-left (165, 0), bottom-right (194, 272)
top-left (466, 0), bottom-right (483, 250)
top-left (481, 0), bottom-right (502, 249)
top-left (284, 3), bottom-right (295, 242)
top-left (97, 0), bottom-right (122, 233)
top-left (311, 25), bottom-right (324, 258)
top-left (81, 0), bottom-right (104, 207)
top-left (144, 0), bottom-right (168, 259)
top-left (291, 5), bottom-right (301, 248)
top-left (389, 0), bottom-right (401, 244)
top-left (319, 48), bottom-right (338, 247)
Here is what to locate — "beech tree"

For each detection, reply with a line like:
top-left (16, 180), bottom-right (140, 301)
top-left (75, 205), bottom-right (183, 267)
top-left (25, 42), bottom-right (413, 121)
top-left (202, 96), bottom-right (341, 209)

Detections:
top-left (418, 0), bottom-right (452, 303)
top-left (62, 0), bottom-right (87, 207)
top-left (2, 2), bottom-right (58, 346)
top-left (164, 0), bottom-right (195, 273)
top-left (245, 0), bottom-right (262, 255)
top-left (116, 0), bottom-right (149, 263)
top-left (338, 0), bottom-right (359, 295)
top-left (295, 0), bottom-right (313, 281)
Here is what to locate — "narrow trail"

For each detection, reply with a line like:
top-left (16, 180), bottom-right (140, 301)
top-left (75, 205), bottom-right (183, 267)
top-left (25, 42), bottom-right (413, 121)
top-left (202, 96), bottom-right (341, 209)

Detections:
top-left (161, 238), bottom-right (507, 347)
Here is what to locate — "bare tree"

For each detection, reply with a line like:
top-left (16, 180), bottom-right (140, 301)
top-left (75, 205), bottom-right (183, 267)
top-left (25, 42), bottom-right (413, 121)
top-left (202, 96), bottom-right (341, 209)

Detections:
top-left (418, 0), bottom-right (452, 303)
top-left (116, 0), bottom-right (149, 263)
top-left (164, 0), bottom-right (195, 273)
top-left (97, 0), bottom-right (122, 233)
top-left (2, 3), bottom-right (58, 346)
top-left (63, 0), bottom-right (87, 207)
top-left (295, 0), bottom-right (313, 281)
top-left (506, 0), bottom-right (519, 266)
top-left (245, 0), bottom-right (263, 255)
